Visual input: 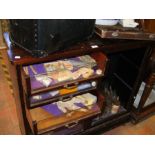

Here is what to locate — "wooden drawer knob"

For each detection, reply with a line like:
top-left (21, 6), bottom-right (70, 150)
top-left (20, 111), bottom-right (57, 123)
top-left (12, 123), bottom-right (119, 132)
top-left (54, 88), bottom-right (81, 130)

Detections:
top-left (65, 121), bottom-right (78, 128)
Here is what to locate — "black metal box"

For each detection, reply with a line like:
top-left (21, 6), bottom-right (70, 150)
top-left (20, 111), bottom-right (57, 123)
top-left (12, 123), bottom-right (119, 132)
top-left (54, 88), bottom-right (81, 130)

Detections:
top-left (9, 19), bottom-right (95, 57)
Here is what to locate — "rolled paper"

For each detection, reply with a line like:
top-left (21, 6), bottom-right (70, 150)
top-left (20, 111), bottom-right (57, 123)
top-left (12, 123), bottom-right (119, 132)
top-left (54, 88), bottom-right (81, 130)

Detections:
top-left (49, 90), bottom-right (60, 97)
top-left (77, 83), bottom-right (92, 91)
top-left (91, 81), bottom-right (97, 87)
top-left (96, 69), bottom-right (102, 75)
top-left (32, 95), bottom-right (42, 100)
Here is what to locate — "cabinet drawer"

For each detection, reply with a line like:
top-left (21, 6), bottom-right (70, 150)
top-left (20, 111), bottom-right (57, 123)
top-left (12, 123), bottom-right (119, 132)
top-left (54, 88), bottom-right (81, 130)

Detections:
top-left (21, 52), bottom-right (108, 97)
top-left (42, 122), bottom-right (84, 135)
top-left (24, 80), bottom-right (98, 108)
top-left (26, 90), bottom-right (104, 134)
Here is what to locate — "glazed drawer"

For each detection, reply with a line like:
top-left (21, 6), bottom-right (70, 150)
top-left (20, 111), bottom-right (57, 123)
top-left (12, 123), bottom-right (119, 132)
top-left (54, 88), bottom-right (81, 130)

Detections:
top-left (26, 90), bottom-right (104, 135)
top-left (24, 80), bottom-right (98, 108)
top-left (21, 52), bottom-right (108, 97)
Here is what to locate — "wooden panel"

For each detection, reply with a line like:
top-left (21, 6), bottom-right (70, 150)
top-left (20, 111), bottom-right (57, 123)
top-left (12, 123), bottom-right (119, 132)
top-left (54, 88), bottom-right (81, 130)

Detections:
top-left (142, 19), bottom-right (155, 33)
top-left (91, 51), bottom-right (108, 73)
top-left (95, 25), bottom-right (155, 41)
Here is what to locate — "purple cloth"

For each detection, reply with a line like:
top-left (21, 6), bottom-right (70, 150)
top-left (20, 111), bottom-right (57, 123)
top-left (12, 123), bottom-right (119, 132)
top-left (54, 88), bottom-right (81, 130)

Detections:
top-left (42, 103), bottom-right (63, 116)
top-left (28, 64), bottom-right (46, 77)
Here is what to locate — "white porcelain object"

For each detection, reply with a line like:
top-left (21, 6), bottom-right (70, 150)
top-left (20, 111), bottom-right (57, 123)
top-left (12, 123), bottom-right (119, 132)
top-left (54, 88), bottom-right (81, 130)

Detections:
top-left (119, 19), bottom-right (139, 28)
top-left (95, 19), bottom-right (119, 26)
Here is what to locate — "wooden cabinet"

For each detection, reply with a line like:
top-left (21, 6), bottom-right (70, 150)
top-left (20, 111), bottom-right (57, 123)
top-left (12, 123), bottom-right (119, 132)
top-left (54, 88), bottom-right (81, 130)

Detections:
top-left (4, 32), bottom-right (108, 134)
top-left (19, 50), bottom-right (107, 134)
top-left (4, 31), bottom-right (155, 134)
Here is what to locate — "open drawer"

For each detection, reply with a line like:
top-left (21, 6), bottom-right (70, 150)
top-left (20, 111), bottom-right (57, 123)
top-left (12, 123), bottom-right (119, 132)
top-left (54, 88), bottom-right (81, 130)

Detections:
top-left (24, 80), bottom-right (98, 108)
top-left (21, 52), bottom-right (108, 97)
top-left (26, 90), bottom-right (105, 135)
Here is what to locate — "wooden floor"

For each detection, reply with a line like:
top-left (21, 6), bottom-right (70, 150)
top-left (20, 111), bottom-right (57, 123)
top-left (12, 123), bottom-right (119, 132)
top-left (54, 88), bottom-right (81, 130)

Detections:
top-left (0, 59), bottom-right (155, 135)
top-left (0, 59), bottom-right (20, 134)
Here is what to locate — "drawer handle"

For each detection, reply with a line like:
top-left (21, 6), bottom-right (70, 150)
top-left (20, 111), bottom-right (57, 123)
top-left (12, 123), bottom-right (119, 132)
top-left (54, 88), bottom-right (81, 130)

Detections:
top-left (112, 31), bottom-right (119, 37)
top-left (64, 82), bottom-right (78, 89)
top-left (65, 121), bottom-right (78, 128)
top-left (61, 96), bottom-right (73, 102)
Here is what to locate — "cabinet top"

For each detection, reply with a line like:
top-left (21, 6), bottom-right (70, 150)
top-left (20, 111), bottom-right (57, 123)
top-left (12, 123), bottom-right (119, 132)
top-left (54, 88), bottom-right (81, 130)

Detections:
top-left (4, 32), bottom-right (154, 66)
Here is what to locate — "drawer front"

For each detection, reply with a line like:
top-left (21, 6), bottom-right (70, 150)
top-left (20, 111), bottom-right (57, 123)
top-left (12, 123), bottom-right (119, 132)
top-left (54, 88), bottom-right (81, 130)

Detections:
top-left (21, 52), bottom-right (108, 96)
top-left (41, 121), bottom-right (84, 135)
top-left (25, 90), bottom-right (104, 134)
top-left (26, 105), bottom-right (84, 135)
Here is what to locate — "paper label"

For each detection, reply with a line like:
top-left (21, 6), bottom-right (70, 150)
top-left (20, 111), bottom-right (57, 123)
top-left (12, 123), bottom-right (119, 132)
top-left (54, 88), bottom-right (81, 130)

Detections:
top-left (91, 45), bottom-right (99, 48)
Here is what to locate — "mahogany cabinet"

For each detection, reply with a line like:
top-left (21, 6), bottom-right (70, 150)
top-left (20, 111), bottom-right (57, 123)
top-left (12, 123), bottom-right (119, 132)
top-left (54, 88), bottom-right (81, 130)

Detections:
top-left (3, 31), bottom-right (155, 134)
top-left (4, 32), bottom-right (108, 134)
